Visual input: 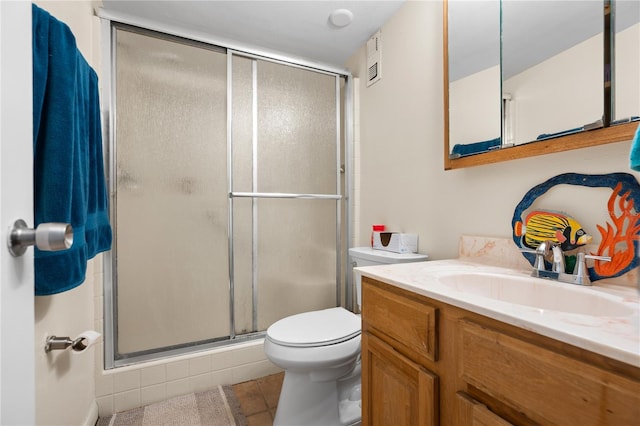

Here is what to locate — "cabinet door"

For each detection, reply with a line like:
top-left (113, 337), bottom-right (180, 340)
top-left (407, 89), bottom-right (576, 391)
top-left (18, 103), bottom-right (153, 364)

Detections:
top-left (456, 392), bottom-right (514, 426)
top-left (362, 332), bottom-right (438, 426)
top-left (459, 320), bottom-right (640, 424)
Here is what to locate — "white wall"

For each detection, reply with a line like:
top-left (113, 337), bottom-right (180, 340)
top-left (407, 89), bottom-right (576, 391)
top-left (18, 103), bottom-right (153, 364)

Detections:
top-left (449, 65), bottom-right (501, 146)
top-left (346, 1), bottom-right (639, 261)
top-left (503, 33), bottom-right (603, 144)
top-left (615, 23), bottom-right (640, 120)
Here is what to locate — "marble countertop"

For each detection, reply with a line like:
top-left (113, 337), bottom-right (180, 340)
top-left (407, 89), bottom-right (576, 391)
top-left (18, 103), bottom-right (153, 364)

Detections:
top-left (357, 259), bottom-right (640, 368)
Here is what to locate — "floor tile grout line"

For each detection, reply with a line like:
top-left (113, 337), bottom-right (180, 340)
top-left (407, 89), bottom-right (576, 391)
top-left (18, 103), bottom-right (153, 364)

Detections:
top-left (232, 372), bottom-right (284, 424)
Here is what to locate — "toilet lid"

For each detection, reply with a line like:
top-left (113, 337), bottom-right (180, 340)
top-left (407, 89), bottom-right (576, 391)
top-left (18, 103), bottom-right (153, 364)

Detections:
top-left (267, 307), bottom-right (361, 348)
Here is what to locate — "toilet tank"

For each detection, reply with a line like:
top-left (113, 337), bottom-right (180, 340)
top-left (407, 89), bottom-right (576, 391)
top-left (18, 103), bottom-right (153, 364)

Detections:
top-left (348, 247), bottom-right (428, 310)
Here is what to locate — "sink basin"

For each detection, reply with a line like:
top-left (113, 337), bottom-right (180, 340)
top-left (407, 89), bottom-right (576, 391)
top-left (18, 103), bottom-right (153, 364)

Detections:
top-left (438, 272), bottom-right (636, 317)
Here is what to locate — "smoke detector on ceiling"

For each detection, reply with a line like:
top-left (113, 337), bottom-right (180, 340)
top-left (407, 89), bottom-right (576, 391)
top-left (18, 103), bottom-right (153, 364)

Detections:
top-left (329, 9), bottom-right (354, 28)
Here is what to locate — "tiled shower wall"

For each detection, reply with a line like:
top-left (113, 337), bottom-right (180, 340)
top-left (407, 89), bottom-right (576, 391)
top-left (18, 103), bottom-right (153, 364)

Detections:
top-left (352, 77), bottom-right (361, 246)
top-left (93, 254), bottom-right (280, 417)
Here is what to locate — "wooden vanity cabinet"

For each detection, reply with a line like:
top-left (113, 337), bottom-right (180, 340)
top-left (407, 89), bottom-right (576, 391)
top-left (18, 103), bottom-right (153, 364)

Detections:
top-left (362, 332), bottom-right (439, 426)
top-left (361, 277), bottom-right (640, 426)
top-left (361, 281), bottom-right (439, 426)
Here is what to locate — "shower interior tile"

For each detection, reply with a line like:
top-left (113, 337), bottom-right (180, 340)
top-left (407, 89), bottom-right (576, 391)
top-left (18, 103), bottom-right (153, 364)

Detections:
top-left (113, 389), bottom-right (141, 413)
top-left (188, 355), bottom-right (212, 376)
top-left (93, 271), bottom-right (104, 294)
top-left (94, 341), bottom-right (103, 375)
top-left (141, 364), bottom-right (166, 387)
top-left (234, 342), bottom-right (268, 363)
top-left (166, 359), bottom-right (190, 381)
top-left (210, 368), bottom-right (233, 386)
top-left (92, 254), bottom-right (103, 283)
top-left (189, 372), bottom-right (213, 393)
top-left (212, 342), bottom-right (265, 370)
top-left (166, 378), bottom-right (192, 400)
top-left (93, 295), bottom-right (103, 321)
top-left (86, 256), bottom-right (95, 277)
top-left (95, 372), bottom-right (114, 397)
top-left (140, 383), bottom-right (166, 407)
top-left (113, 369), bottom-right (141, 393)
top-left (231, 359), bottom-right (281, 384)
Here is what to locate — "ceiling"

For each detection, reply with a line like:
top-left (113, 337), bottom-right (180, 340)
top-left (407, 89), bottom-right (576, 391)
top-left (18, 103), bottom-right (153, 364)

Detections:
top-left (99, 0), bottom-right (405, 68)
top-left (99, 1), bottom-right (639, 79)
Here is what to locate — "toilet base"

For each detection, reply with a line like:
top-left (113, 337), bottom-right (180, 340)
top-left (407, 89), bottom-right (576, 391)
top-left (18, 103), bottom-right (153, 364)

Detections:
top-left (273, 365), bottom-right (361, 426)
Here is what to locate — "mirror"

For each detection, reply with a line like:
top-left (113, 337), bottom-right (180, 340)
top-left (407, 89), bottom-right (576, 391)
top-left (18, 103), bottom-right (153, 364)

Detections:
top-left (502, 1), bottom-right (602, 146)
top-left (444, 0), bottom-right (638, 170)
top-left (613, 0), bottom-right (640, 123)
top-left (447, 1), bottom-right (501, 158)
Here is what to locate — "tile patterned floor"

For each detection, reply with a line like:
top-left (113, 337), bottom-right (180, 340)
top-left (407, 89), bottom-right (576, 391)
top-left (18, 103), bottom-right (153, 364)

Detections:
top-left (233, 372), bottom-right (284, 426)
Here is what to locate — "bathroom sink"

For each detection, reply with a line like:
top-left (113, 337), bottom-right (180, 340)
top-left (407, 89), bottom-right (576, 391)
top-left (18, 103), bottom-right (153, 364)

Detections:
top-left (438, 272), bottom-right (635, 317)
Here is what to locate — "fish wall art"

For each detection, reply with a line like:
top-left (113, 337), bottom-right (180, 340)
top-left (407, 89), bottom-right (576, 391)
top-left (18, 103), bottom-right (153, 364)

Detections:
top-left (512, 173), bottom-right (640, 282)
top-left (514, 210), bottom-right (592, 251)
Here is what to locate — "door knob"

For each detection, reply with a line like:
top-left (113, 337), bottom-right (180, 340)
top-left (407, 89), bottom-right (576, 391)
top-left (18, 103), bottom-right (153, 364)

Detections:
top-left (7, 219), bottom-right (73, 257)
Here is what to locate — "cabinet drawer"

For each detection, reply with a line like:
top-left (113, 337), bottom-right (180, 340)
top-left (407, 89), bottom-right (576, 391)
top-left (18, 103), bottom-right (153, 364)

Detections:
top-left (456, 392), bottom-right (514, 426)
top-left (363, 280), bottom-right (438, 362)
top-left (459, 320), bottom-right (640, 425)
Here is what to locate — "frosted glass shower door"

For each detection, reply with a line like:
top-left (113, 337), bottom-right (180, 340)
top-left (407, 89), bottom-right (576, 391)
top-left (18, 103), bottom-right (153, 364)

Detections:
top-left (108, 29), bottom-right (346, 364)
top-left (113, 28), bottom-right (229, 355)
top-left (231, 56), bottom-right (342, 334)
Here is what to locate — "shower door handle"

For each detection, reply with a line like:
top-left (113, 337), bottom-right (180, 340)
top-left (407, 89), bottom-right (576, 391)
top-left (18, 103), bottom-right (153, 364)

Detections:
top-left (7, 219), bottom-right (73, 257)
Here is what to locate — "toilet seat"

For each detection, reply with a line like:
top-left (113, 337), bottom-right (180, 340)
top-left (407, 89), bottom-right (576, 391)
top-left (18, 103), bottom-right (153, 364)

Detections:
top-left (267, 307), bottom-right (361, 348)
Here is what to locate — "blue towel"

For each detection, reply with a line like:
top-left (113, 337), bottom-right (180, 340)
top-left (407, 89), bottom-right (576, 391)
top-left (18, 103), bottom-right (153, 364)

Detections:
top-left (536, 126), bottom-right (583, 141)
top-left (631, 123), bottom-right (640, 172)
top-left (451, 137), bottom-right (501, 157)
top-left (612, 116), bottom-right (640, 125)
top-left (32, 4), bottom-right (112, 295)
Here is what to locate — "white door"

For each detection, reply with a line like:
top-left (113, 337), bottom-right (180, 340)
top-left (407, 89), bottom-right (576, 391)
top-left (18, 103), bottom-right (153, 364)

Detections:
top-left (0, 2), bottom-right (36, 425)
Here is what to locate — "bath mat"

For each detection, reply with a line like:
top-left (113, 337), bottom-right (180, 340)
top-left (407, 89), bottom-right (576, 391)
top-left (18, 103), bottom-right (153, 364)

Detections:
top-left (96, 385), bottom-right (247, 426)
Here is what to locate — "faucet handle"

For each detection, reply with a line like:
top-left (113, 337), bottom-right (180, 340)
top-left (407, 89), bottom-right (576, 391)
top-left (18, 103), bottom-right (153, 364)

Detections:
top-left (550, 245), bottom-right (565, 273)
top-left (574, 253), bottom-right (612, 285)
top-left (584, 254), bottom-right (612, 262)
top-left (519, 247), bottom-right (542, 270)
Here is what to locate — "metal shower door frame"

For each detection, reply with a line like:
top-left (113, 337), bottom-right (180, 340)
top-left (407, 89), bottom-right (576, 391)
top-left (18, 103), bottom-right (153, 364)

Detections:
top-left (226, 50), bottom-right (346, 338)
top-left (101, 21), bottom-right (353, 369)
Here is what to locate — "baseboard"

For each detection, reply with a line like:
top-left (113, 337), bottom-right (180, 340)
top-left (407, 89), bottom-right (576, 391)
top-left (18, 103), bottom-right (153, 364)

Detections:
top-left (83, 401), bottom-right (99, 426)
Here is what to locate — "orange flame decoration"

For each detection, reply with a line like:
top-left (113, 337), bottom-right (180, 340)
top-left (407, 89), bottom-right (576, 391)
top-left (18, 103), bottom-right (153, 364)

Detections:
top-left (594, 182), bottom-right (640, 276)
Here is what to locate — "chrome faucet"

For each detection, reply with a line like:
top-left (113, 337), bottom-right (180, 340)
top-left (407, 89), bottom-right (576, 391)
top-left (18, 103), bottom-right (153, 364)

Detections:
top-left (550, 244), bottom-right (565, 273)
top-left (523, 240), bottom-right (611, 286)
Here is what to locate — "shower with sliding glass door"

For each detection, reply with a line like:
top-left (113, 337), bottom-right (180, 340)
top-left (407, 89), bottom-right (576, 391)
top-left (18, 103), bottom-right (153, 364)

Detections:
top-left (104, 24), bottom-right (351, 368)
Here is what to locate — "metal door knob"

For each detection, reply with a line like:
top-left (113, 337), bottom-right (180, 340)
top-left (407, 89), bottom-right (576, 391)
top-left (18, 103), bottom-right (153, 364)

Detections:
top-left (7, 219), bottom-right (73, 257)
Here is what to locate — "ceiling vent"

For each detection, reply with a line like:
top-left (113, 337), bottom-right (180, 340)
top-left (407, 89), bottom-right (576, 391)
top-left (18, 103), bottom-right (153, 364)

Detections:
top-left (366, 31), bottom-right (381, 87)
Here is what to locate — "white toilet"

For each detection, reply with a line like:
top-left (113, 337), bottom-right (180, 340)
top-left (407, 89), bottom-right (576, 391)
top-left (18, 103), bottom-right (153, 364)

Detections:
top-left (264, 247), bottom-right (428, 426)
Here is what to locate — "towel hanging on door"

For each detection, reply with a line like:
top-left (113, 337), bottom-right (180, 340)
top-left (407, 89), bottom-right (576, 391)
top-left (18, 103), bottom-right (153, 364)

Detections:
top-left (32, 4), bottom-right (112, 295)
top-left (630, 123), bottom-right (640, 171)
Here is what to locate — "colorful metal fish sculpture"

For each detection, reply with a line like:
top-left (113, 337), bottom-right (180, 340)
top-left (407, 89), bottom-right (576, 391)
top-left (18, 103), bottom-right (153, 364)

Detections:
top-left (514, 210), bottom-right (592, 251)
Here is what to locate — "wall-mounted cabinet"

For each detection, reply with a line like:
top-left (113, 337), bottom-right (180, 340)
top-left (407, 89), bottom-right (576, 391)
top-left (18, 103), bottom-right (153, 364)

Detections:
top-left (444, 0), bottom-right (640, 169)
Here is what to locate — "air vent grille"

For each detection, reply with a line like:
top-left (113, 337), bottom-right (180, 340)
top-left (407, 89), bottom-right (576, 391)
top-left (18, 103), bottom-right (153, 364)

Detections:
top-left (366, 30), bottom-right (381, 87)
top-left (368, 63), bottom-right (378, 82)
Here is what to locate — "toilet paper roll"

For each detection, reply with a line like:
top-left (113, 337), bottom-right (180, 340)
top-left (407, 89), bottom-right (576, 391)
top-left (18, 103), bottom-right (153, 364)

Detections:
top-left (72, 330), bottom-right (101, 354)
